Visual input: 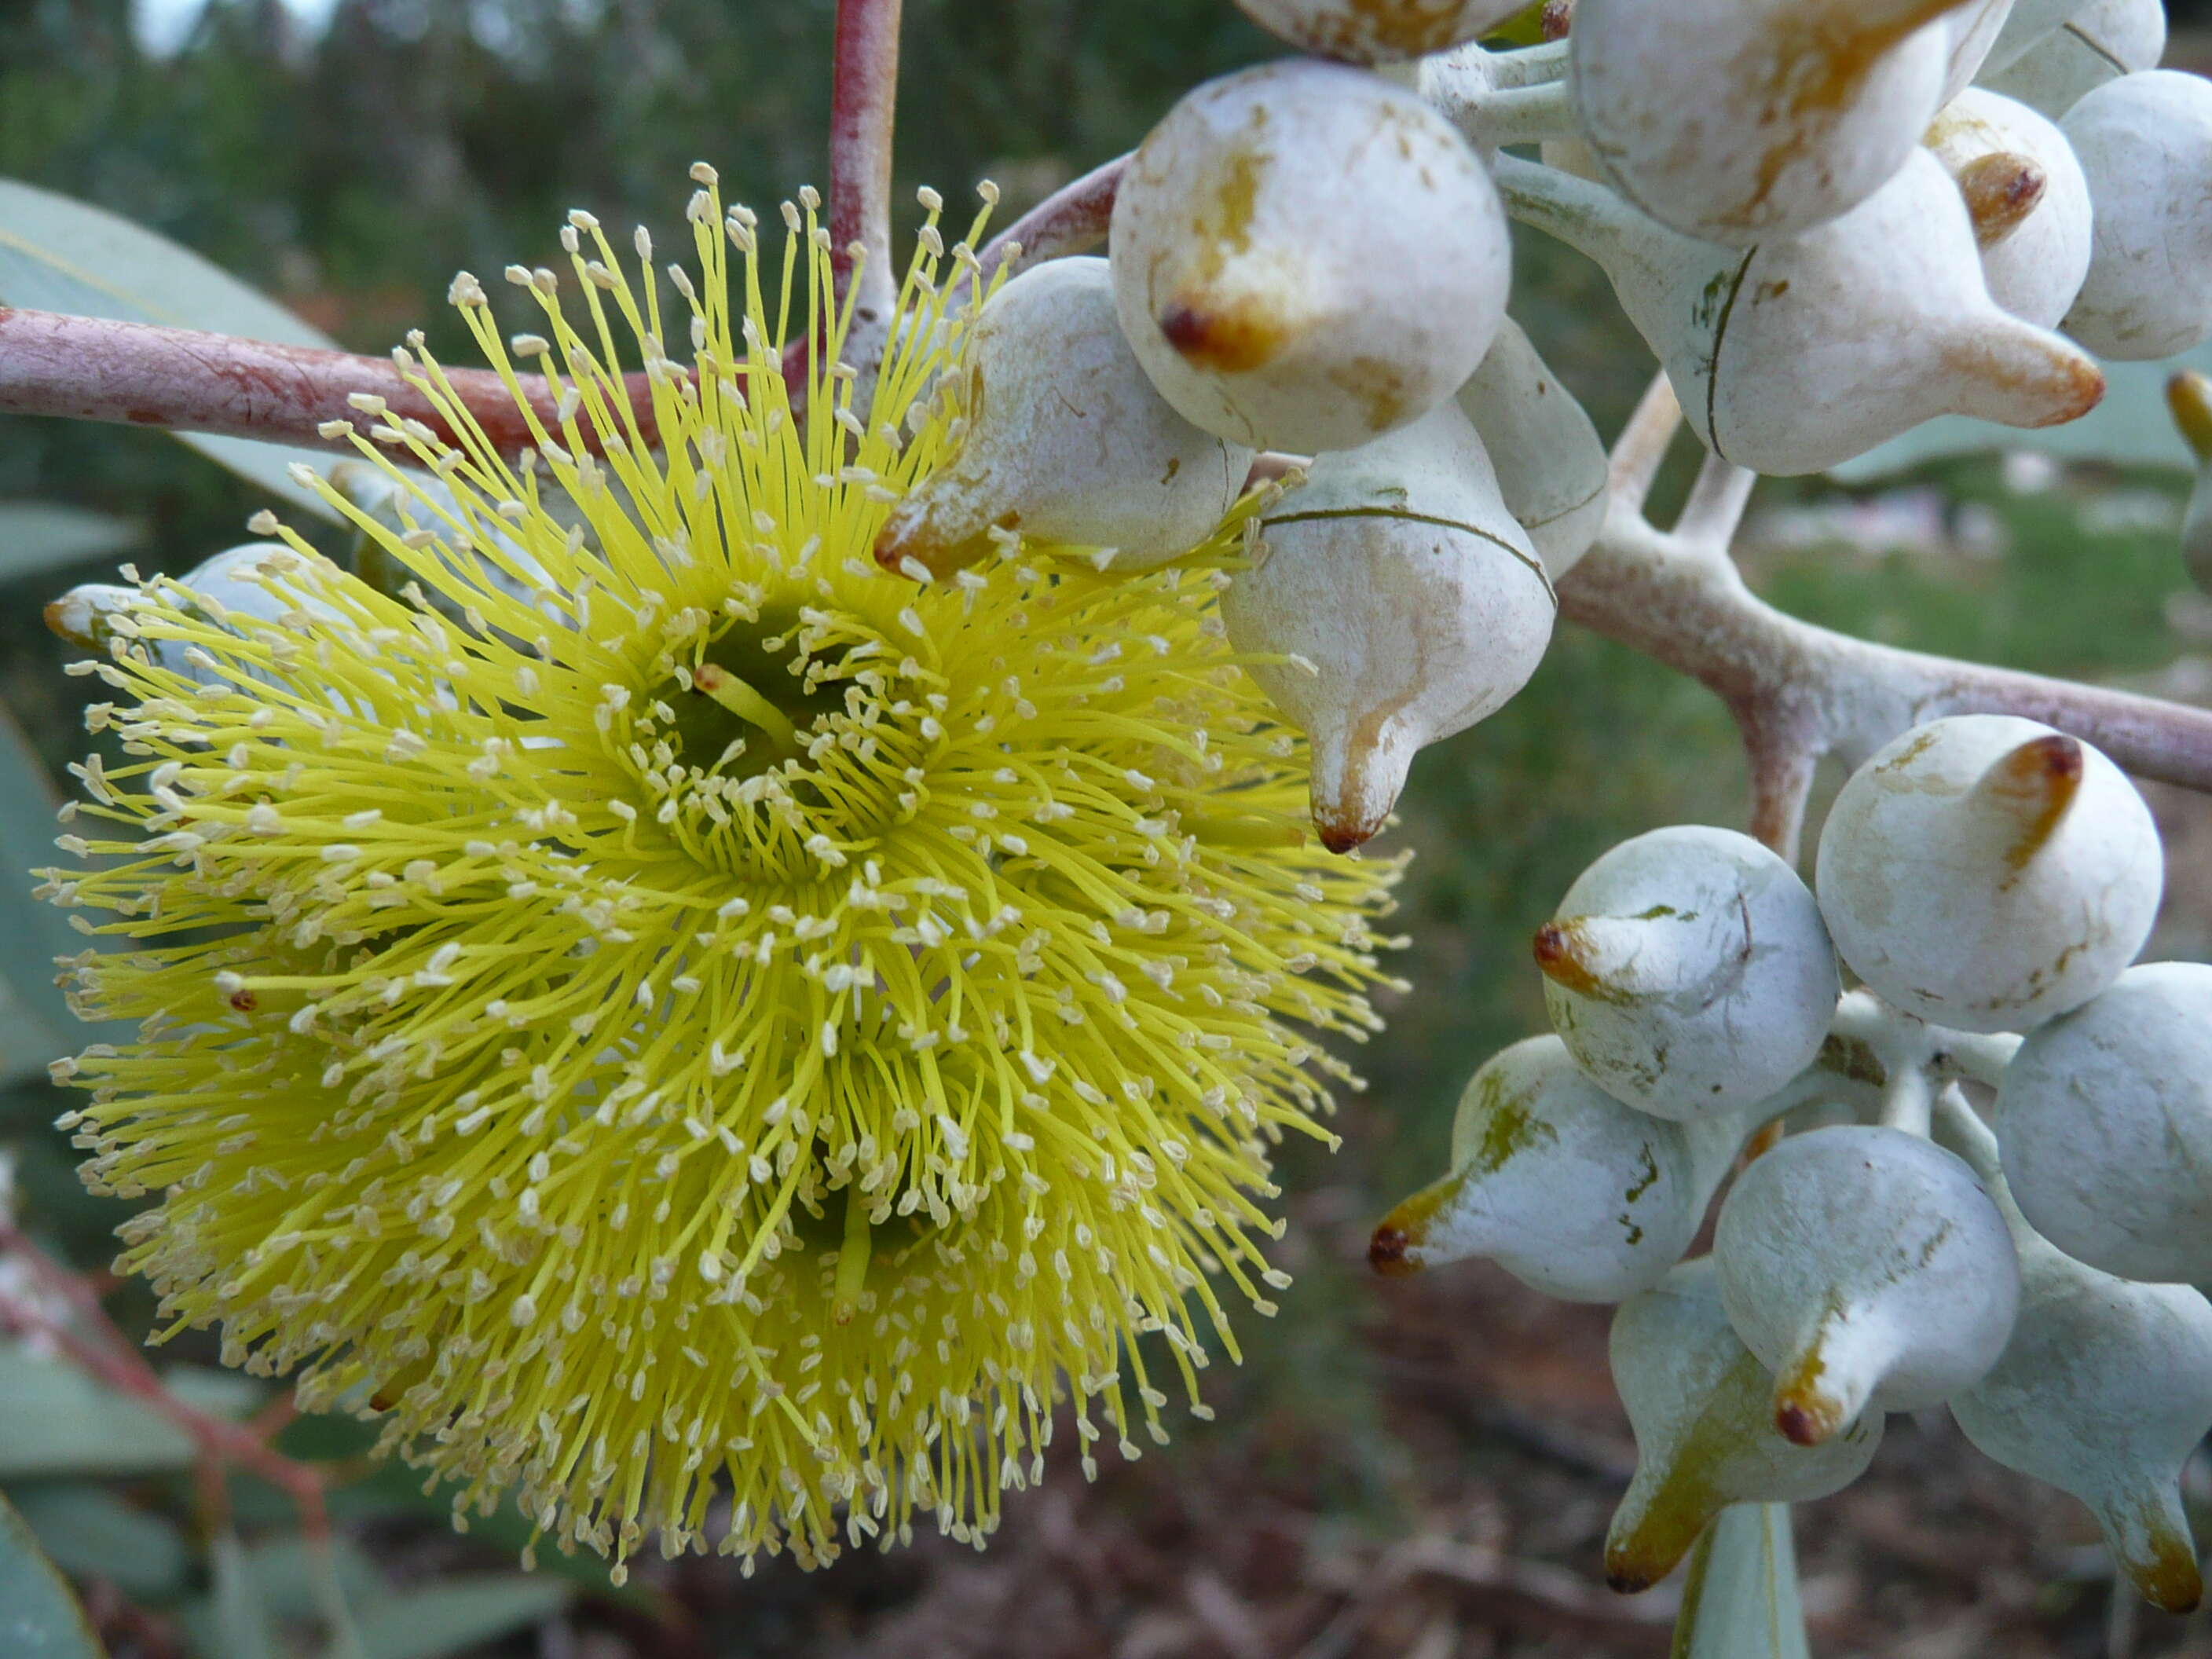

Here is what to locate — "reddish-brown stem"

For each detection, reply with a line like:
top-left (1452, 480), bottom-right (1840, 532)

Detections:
top-left (827, 0), bottom-right (904, 350)
top-left (979, 153), bottom-right (1130, 280)
top-left (0, 306), bottom-right (661, 458)
top-left (0, 1222), bottom-right (329, 1541)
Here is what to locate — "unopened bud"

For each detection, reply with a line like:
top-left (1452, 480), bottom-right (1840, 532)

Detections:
top-left (1232, 0), bottom-right (1527, 63)
top-left (1537, 826), bottom-right (1840, 1122)
top-left (1455, 318), bottom-right (1610, 580)
top-left (1925, 90), bottom-right (2092, 328)
top-left (1981, 0), bottom-right (2166, 119)
top-left (1715, 1124), bottom-right (2020, 1445)
top-left (1939, 1094), bottom-right (2212, 1615)
top-left (1571, 0), bottom-right (1981, 245)
top-left (1222, 403), bottom-right (1554, 851)
top-left (1369, 1036), bottom-right (1742, 1302)
top-left (1605, 1258), bottom-right (1882, 1592)
top-left (872, 258), bottom-right (1250, 578)
top-left (1110, 60), bottom-right (1511, 453)
top-left (1815, 715), bottom-right (2160, 1033)
top-left (2062, 71), bottom-right (2212, 360)
top-left (1497, 150), bottom-right (2104, 476)
top-left (1998, 962), bottom-right (2212, 1284)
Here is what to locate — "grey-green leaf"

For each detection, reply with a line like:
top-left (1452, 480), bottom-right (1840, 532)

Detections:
top-left (0, 178), bottom-right (347, 521)
top-left (1835, 345), bottom-right (2212, 481)
top-left (10, 1483), bottom-right (189, 1602)
top-left (352, 1575), bottom-right (573, 1659)
top-left (0, 504), bottom-right (142, 584)
top-left (209, 1529), bottom-right (281, 1659)
top-left (0, 1489), bottom-right (108, 1657)
top-left (1672, 1504), bottom-right (1811, 1659)
top-left (0, 1342), bottom-right (262, 1481)
top-left (0, 703), bottom-right (121, 1085)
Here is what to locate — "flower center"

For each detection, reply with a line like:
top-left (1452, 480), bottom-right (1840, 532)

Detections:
top-left (610, 594), bottom-right (933, 881)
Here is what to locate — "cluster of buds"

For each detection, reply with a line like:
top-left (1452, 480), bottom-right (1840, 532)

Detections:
top-left (1375, 716), bottom-right (2212, 1612)
top-left (877, 0), bottom-right (2212, 855)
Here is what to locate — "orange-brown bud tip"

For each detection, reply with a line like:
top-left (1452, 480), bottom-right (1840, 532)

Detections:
top-left (1530, 919), bottom-right (1606, 998)
top-left (229, 990), bottom-right (258, 1013)
top-left (1957, 152), bottom-right (2047, 250)
top-left (1316, 815), bottom-right (1377, 855)
top-left (1157, 296), bottom-right (1286, 375)
top-left (1540, 0), bottom-right (1575, 39)
top-left (1774, 1399), bottom-right (1830, 1447)
top-left (1604, 1567), bottom-right (1654, 1595)
top-left (1987, 732), bottom-right (2084, 870)
top-left (1368, 1223), bottom-right (1420, 1276)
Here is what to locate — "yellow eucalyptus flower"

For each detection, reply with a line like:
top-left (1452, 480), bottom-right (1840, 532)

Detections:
top-left (41, 167), bottom-right (1401, 1577)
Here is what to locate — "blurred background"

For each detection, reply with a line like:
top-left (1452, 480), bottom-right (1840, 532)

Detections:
top-left (5, 2), bottom-right (2212, 1654)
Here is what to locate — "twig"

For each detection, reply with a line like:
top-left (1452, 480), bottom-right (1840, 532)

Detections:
top-left (978, 153), bottom-right (1129, 280)
top-left (1561, 384), bottom-right (2212, 867)
top-left (0, 1221), bottom-right (329, 1541)
top-left (826, 0), bottom-right (905, 367)
top-left (0, 306), bottom-right (661, 456)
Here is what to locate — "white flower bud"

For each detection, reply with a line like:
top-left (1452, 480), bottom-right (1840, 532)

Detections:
top-left (1454, 318), bottom-right (1610, 580)
top-left (1979, 0), bottom-right (2165, 119)
top-left (872, 258), bottom-right (1251, 578)
top-left (1938, 1097), bottom-right (2212, 1615)
top-left (1570, 0), bottom-right (1976, 245)
top-left (2061, 71), bottom-right (2212, 361)
top-left (1499, 150), bottom-right (2104, 475)
top-left (1976, 0), bottom-right (2093, 79)
top-left (1370, 1036), bottom-right (1745, 1302)
top-left (1222, 403), bottom-right (1555, 851)
top-left (1942, 0), bottom-right (2020, 101)
top-left (1998, 962), bottom-right (2212, 1284)
top-left (1536, 826), bottom-right (1840, 1122)
top-left (1605, 1258), bottom-right (1883, 1593)
top-left (1923, 88), bottom-right (2093, 328)
top-left (1716, 1125), bottom-right (2020, 1445)
top-left (1815, 715), bottom-right (2161, 1034)
top-left (1233, 0), bottom-right (1527, 63)
top-left (1109, 60), bottom-right (1511, 453)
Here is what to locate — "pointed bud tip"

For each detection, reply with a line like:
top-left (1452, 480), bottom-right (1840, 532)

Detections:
top-left (1603, 1567), bottom-right (1656, 1596)
top-left (1158, 295), bottom-right (1289, 375)
top-left (1957, 152), bottom-right (2047, 251)
top-left (1774, 1394), bottom-right (1840, 1447)
top-left (1316, 813), bottom-right (1379, 855)
top-left (1531, 919), bottom-right (1605, 997)
top-left (1981, 731), bottom-right (2084, 870)
top-left (1368, 1223), bottom-right (1422, 1276)
top-left (2170, 371), bottom-right (2212, 463)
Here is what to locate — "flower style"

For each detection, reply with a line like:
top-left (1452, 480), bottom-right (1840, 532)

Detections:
top-left (39, 167), bottom-right (1402, 1576)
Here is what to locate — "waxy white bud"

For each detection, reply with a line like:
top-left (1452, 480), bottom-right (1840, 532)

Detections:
top-left (1110, 60), bottom-right (1511, 453)
top-left (1570, 0), bottom-right (1983, 246)
top-left (1923, 88), bottom-right (2093, 328)
top-left (2061, 71), bottom-right (2212, 361)
top-left (1979, 0), bottom-right (2165, 119)
top-left (1498, 150), bottom-right (2104, 476)
top-left (1233, 0), bottom-right (1528, 63)
top-left (1369, 1037), bottom-right (1744, 1302)
top-left (1605, 1258), bottom-right (1882, 1593)
top-left (1939, 1097), bottom-right (2212, 1615)
top-left (1815, 716), bottom-right (2160, 1034)
top-left (1222, 403), bottom-right (1555, 851)
top-left (1998, 963), bottom-right (2212, 1285)
top-left (1455, 318), bottom-right (1610, 580)
top-left (1536, 826), bottom-right (1840, 1122)
top-left (1715, 1124), bottom-right (2020, 1445)
top-left (871, 258), bottom-right (1251, 577)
